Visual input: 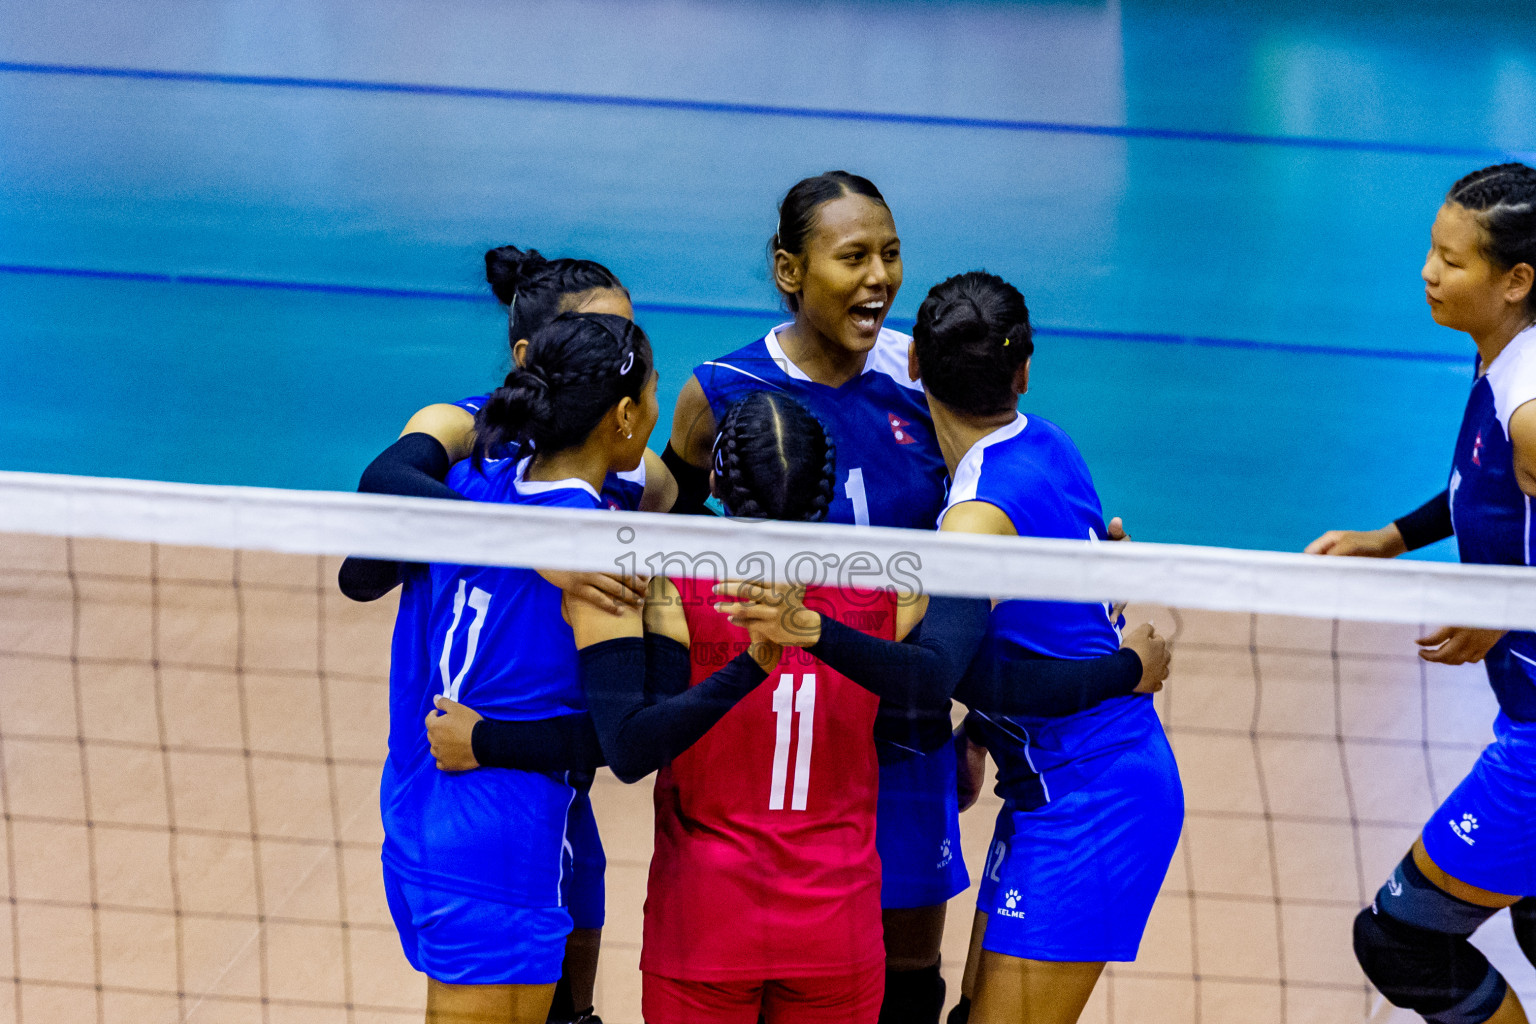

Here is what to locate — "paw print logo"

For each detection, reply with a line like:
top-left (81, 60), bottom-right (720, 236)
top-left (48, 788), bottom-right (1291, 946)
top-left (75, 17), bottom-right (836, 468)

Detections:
top-left (937, 838), bottom-right (953, 868)
top-left (1004, 889), bottom-right (1020, 910)
top-left (1449, 813), bottom-right (1480, 844)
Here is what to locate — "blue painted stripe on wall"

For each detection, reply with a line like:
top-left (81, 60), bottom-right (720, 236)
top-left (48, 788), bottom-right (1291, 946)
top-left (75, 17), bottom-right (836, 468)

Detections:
top-left (1, 60), bottom-right (1529, 161)
top-left (0, 262), bottom-right (1469, 365)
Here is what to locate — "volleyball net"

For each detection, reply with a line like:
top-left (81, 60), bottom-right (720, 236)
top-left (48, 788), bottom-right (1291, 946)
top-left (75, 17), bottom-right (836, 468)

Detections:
top-left (1, 469), bottom-right (1534, 1024)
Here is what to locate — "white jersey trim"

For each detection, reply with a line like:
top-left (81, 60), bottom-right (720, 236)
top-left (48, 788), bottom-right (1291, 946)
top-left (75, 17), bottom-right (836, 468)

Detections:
top-left (762, 324), bottom-right (924, 392)
top-left (513, 456), bottom-right (601, 502)
top-left (698, 360), bottom-right (783, 390)
top-left (938, 413), bottom-right (1030, 527)
top-left (1486, 323), bottom-right (1536, 435)
top-left (616, 459), bottom-right (647, 488)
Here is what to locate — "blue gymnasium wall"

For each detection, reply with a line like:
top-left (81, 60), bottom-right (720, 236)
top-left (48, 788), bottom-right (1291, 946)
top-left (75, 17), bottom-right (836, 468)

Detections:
top-left (3, 0), bottom-right (1534, 555)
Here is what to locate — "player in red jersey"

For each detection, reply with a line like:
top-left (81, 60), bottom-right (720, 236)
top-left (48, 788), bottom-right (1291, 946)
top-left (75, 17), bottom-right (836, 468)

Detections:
top-left (640, 567), bottom-right (894, 1024)
top-left (643, 388), bottom-right (926, 1023)
top-left (427, 390), bottom-right (951, 1023)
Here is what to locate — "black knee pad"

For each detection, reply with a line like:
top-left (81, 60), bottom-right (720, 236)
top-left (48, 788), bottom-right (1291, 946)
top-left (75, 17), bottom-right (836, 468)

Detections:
top-left (1511, 896), bottom-right (1536, 969)
top-left (1353, 855), bottom-right (1507, 1023)
top-left (944, 994), bottom-right (971, 1024)
top-left (879, 962), bottom-right (946, 1024)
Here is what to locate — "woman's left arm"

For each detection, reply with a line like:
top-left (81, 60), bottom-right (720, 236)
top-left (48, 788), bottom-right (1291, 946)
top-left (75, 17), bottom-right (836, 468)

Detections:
top-left (1511, 402), bottom-right (1536, 496)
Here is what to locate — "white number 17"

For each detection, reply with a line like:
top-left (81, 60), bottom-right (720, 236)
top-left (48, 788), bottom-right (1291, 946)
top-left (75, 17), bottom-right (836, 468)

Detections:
top-left (769, 673), bottom-right (817, 811)
top-left (439, 580), bottom-right (491, 702)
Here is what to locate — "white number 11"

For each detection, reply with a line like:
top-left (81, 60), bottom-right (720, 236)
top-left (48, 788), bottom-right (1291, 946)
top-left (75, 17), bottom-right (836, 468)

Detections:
top-left (768, 673), bottom-right (817, 811)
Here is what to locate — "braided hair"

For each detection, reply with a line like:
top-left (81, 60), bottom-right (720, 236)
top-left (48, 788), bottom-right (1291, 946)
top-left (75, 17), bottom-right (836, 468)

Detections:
top-left (473, 312), bottom-right (652, 463)
top-left (1447, 163), bottom-right (1536, 312)
top-left (711, 392), bottom-right (836, 522)
top-left (484, 244), bottom-right (628, 348)
top-left (769, 171), bottom-right (889, 312)
top-left (912, 271), bottom-right (1034, 417)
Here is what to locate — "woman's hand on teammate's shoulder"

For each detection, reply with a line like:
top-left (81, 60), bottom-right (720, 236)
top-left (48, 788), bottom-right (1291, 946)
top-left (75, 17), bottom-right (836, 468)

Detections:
top-left (541, 569), bottom-right (648, 615)
top-left (426, 695), bottom-right (482, 771)
top-left (1120, 623), bottom-right (1170, 694)
top-left (712, 581), bottom-right (822, 647)
top-left (1304, 525), bottom-right (1407, 558)
top-left (1415, 626), bottom-right (1507, 665)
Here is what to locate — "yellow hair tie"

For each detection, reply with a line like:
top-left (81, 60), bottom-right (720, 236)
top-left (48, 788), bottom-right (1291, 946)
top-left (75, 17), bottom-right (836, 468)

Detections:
top-left (1002, 337), bottom-right (1012, 347)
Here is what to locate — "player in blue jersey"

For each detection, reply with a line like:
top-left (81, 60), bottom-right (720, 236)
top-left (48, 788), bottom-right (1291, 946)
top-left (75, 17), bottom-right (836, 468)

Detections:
top-left (1312, 165), bottom-right (1536, 1024)
top-left (718, 272), bottom-right (1180, 1024)
top-left (342, 245), bottom-right (674, 1024)
top-left (665, 171), bottom-right (964, 1024)
top-left (383, 311), bottom-right (674, 1024)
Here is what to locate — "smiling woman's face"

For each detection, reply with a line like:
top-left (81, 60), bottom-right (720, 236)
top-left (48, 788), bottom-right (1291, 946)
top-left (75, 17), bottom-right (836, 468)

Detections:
top-left (789, 193), bottom-right (902, 356)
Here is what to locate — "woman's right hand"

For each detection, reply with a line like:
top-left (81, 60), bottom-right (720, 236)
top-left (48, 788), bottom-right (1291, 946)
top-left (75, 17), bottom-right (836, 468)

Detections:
top-left (1304, 525), bottom-right (1407, 558)
top-left (1121, 623), bottom-right (1170, 694)
top-left (540, 569), bottom-right (648, 615)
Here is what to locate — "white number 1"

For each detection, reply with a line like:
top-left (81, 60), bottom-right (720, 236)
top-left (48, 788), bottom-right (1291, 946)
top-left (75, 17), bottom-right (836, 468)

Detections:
top-left (439, 580), bottom-right (491, 701)
top-left (844, 468), bottom-right (870, 527)
top-left (768, 673), bottom-right (817, 810)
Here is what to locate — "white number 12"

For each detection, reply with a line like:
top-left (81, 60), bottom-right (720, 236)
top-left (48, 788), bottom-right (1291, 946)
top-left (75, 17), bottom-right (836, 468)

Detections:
top-left (768, 673), bottom-right (817, 811)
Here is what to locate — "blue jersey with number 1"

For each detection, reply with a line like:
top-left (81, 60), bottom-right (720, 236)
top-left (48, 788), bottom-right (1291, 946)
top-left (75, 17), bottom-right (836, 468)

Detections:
top-left (380, 457), bottom-right (602, 907)
top-left (693, 326), bottom-right (948, 529)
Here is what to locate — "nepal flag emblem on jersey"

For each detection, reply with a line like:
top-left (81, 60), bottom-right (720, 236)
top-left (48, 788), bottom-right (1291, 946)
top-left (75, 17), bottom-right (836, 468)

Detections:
top-left (889, 413), bottom-right (915, 445)
top-left (1473, 431), bottom-right (1484, 467)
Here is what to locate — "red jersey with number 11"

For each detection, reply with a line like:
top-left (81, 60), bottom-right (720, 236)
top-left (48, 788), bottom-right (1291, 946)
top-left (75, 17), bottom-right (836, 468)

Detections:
top-left (639, 576), bottom-right (893, 981)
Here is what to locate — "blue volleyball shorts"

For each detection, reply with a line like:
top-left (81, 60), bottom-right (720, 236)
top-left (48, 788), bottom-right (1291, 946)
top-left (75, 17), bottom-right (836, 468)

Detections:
top-left (384, 865), bottom-right (572, 986)
top-left (1421, 712), bottom-right (1536, 897)
top-left (976, 728), bottom-right (1183, 962)
top-left (566, 787), bottom-right (607, 930)
top-left (877, 742), bottom-right (970, 909)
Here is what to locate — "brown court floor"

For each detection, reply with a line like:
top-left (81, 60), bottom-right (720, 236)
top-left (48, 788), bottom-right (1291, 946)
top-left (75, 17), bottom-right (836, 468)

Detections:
top-left (0, 535), bottom-right (1530, 1023)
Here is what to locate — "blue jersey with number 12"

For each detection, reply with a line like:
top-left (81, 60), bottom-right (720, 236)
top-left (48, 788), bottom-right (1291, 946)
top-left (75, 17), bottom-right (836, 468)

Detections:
top-left (380, 457), bottom-right (601, 907)
top-left (947, 413), bottom-right (1161, 811)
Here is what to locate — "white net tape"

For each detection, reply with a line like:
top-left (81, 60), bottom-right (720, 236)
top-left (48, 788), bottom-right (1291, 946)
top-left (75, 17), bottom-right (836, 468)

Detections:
top-left (3, 471), bottom-right (1534, 630)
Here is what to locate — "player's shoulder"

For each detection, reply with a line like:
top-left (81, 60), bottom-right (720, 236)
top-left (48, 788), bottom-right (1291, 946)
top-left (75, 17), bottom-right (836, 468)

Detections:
top-left (1487, 325), bottom-right (1536, 433)
top-left (861, 326), bottom-right (922, 393)
top-left (450, 393), bottom-right (490, 415)
top-left (694, 329), bottom-right (784, 386)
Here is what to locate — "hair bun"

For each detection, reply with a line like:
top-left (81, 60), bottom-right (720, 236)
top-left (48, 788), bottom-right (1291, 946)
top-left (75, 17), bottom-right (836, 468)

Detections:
top-left (931, 295), bottom-right (989, 346)
top-left (484, 244), bottom-right (548, 306)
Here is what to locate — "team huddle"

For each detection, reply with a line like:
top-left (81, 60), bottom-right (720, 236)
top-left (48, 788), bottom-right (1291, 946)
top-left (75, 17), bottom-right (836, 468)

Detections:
top-left (341, 165), bottom-right (1536, 1024)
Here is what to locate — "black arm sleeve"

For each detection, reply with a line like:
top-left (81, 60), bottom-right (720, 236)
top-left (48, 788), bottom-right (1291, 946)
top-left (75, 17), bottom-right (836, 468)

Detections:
top-left (337, 433), bottom-right (466, 602)
top-left (471, 713), bottom-right (605, 772)
top-left (457, 632), bottom-right (704, 773)
top-left (661, 442), bottom-right (715, 516)
top-left (954, 646), bottom-right (1144, 718)
top-left (584, 636), bottom-right (767, 783)
top-left (808, 596), bottom-right (991, 708)
top-left (1393, 490), bottom-right (1453, 552)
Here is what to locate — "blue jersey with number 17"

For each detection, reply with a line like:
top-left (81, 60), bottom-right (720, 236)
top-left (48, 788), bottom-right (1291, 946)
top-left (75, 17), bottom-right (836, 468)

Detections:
top-left (380, 457), bottom-right (602, 908)
top-left (693, 325), bottom-right (948, 530)
top-left (452, 393), bottom-right (647, 511)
